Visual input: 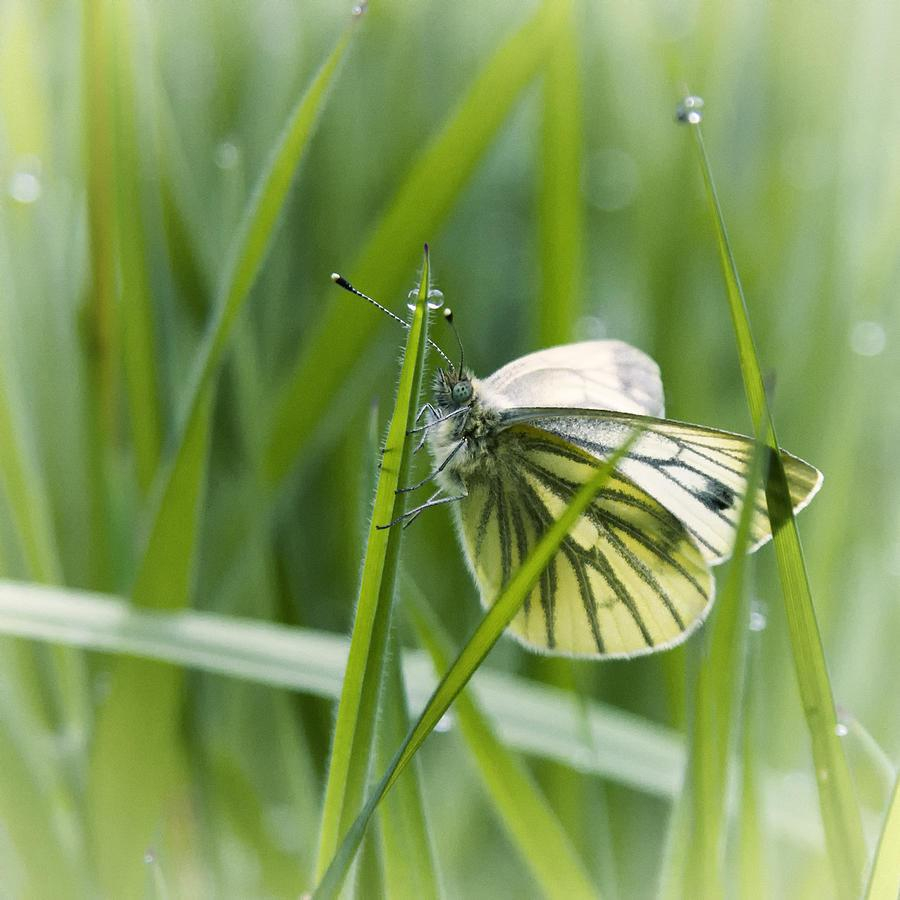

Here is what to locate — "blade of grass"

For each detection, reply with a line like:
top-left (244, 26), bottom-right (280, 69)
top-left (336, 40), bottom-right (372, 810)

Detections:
top-left (88, 20), bottom-right (361, 893)
top-left (87, 381), bottom-right (213, 896)
top-left (314, 247), bottom-right (433, 879)
top-left (537, 0), bottom-right (583, 346)
top-left (0, 297), bottom-right (89, 744)
top-left (864, 771), bottom-right (900, 900)
top-left (263, 0), bottom-right (562, 486)
top-left (0, 577), bottom-right (685, 799)
top-left (375, 629), bottom-right (441, 900)
top-left (0, 698), bottom-right (81, 899)
top-left (681, 442), bottom-right (764, 898)
top-left (405, 587), bottom-right (597, 900)
top-left (312, 432), bottom-right (639, 899)
top-left (681, 99), bottom-right (867, 894)
top-left (111, 0), bottom-right (163, 493)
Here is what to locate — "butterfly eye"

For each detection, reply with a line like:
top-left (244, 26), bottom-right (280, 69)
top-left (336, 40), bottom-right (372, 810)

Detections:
top-left (451, 381), bottom-right (473, 404)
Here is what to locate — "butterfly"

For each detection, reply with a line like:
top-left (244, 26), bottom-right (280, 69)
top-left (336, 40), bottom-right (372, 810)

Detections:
top-left (413, 338), bottom-right (822, 659)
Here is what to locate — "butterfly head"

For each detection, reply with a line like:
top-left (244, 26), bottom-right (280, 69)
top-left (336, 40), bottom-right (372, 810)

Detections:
top-left (433, 366), bottom-right (476, 411)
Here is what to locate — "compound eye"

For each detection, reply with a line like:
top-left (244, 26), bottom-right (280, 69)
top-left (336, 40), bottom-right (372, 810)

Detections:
top-left (451, 381), bottom-right (473, 404)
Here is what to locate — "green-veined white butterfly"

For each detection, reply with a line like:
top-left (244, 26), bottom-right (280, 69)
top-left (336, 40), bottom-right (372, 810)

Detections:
top-left (333, 275), bottom-right (822, 659)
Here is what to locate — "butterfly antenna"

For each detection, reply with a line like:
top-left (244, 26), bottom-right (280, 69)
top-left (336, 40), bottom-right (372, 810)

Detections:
top-left (331, 273), bottom-right (455, 370)
top-left (443, 308), bottom-right (465, 373)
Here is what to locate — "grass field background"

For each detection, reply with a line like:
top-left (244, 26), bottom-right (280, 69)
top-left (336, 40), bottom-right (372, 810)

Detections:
top-left (1, 0), bottom-right (899, 896)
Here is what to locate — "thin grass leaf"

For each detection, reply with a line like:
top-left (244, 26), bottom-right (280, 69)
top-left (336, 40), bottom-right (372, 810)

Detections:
top-left (0, 306), bottom-right (89, 744)
top-left (263, 1), bottom-right (561, 486)
top-left (375, 630), bottom-right (441, 900)
top-left (682, 104), bottom-right (867, 894)
top-left (864, 772), bottom-right (900, 900)
top-left (682, 442), bottom-right (764, 898)
top-left (0, 577), bottom-right (682, 798)
top-left (738, 636), bottom-right (767, 900)
top-left (537, 0), bottom-right (583, 346)
top-left (87, 383), bottom-right (214, 896)
top-left (312, 431), bottom-right (639, 900)
top-left (111, 0), bottom-right (163, 492)
top-left (87, 21), bottom-right (359, 892)
top-left (405, 588), bottom-right (596, 900)
top-left (0, 714), bottom-right (81, 899)
top-left (0, 575), bottom-right (845, 850)
top-left (82, 0), bottom-right (118, 444)
top-left (314, 248), bottom-right (433, 879)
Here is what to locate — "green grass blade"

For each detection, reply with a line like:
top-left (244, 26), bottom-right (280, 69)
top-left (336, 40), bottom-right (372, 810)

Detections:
top-left (405, 590), bottom-right (597, 900)
top-left (262, 1), bottom-right (560, 486)
top-left (375, 629), bottom-right (442, 900)
top-left (170, 10), bottom-right (360, 494)
top-left (314, 248), bottom-right (433, 878)
top-left (537, 0), bottom-right (583, 346)
top-left (0, 708), bottom-right (81, 899)
top-left (111, 0), bottom-right (163, 493)
top-left (682, 104), bottom-right (867, 894)
top-left (864, 772), bottom-right (900, 900)
top-left (87, 22), bottom-right (359, 892)
top-left (0, 578), bottom-right (686, 799)
top-left (311, 431), bottom-right (639, 899)
top-left (680, 442), bottom-right (764, 898)
top-left (0, 305), bottom-right (88, 746)
top-left (87, 382), bottom-right (214, 896)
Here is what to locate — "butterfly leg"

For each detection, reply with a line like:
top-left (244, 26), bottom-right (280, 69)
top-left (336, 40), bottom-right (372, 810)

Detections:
top-left (377, 490), bottom-right (467, 530)
top-left (407, 404), bottom-right (470, 435)
top-left (397, 440), bottom-right (465, 493)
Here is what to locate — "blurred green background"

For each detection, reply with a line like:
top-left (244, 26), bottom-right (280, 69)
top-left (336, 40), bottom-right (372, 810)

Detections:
top-left (1, 0), bottom-right (899, 896)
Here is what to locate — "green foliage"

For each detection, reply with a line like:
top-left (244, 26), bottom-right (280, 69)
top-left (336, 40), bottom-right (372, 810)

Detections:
top-left (1, 0), bottom-right (899, 897)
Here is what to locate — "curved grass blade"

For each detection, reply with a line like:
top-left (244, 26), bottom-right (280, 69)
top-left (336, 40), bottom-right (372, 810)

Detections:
top-left (405, 588), bottom-right (596, 900)
top-left (311, 431), bottom-right (639, 900)
top-left (313, 248), bottom-right (433, 879)
top-left (864, 771), bottom-right (900, 900)
top-left (681, 102), bottom-right (866, 894)
top-left (87, 20), bottom-right (361, 891)
top-left (263, 1), bottom-right (561, 486)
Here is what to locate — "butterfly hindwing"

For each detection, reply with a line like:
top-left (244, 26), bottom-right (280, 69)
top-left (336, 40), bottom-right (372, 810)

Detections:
top-left (454, 425), bottom-right (713, 658)
top-left (501, 409), bottom-right (823, 565)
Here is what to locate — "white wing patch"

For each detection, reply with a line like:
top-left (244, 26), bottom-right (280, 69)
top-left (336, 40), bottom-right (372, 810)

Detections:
top-left (483, 340), bottom-right (665, 418)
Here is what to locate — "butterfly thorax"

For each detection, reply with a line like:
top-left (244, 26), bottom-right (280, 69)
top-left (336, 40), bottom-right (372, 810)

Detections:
top-left (427, 368), bottom-right (506, 491)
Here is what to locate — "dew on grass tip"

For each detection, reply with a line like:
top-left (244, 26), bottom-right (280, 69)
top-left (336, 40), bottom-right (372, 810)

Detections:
top-left (676, 95), bottom-right (704, 125)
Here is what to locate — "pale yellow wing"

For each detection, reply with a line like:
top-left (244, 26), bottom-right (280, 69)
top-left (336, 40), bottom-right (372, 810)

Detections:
top-left (500, 409), bottom-right (823, 565)
top-left (454, 425), bottom-right (713, 659)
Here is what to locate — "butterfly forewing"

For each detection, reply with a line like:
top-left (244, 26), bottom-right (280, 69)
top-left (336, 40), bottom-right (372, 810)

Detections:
top-left (501, 409), bottom-right (822, 565)
top-left (455, 425), bottom-right (713, 658)
top-left (483, 340), bottom-right (666, 418)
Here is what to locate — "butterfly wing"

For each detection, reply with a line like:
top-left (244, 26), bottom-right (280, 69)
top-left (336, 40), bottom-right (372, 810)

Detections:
top-left (483, 340), bottom-right (665, 418)
top-left (454, 424), bottom-right (713, 658)
top-left (499, 408), bottom-right (823, 565)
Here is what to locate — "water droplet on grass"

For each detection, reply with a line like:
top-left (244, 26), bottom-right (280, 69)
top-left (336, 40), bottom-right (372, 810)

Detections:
top-left (676, 95), bottom-right (704, 124)
top-left (849, 320), bottom-right (886, 357)
top-left (835, 723), bottom-right (848, 737)
top-left (8, 157), bottom-right (42, 204)
top-left (215, 140), bottom-right (240, 170)
top-left (749, 603), bottom-right (767, 632)
top-left (434, 712), bottom-right (453, 733)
